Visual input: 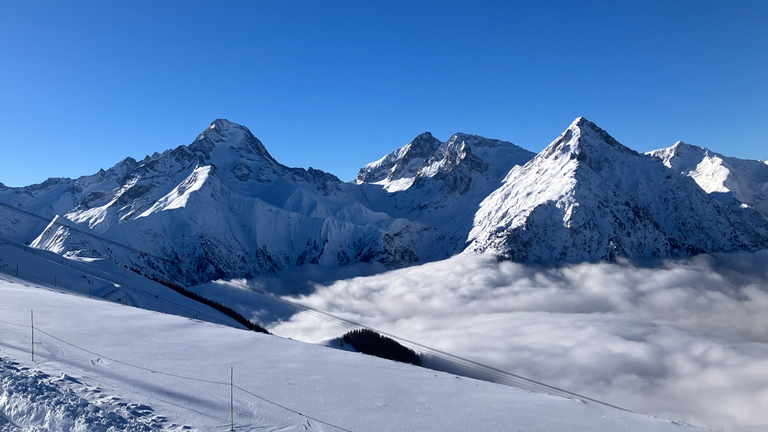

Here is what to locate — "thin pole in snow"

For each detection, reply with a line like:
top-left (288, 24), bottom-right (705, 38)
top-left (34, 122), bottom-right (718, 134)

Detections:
top-left (30, 310), bottom-right (34, 362)
top-left (230, 367), bottom-right (234, 431)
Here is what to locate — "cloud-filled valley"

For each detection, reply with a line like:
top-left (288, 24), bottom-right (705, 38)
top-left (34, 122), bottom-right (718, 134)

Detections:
top-left (267, 252), bottom-right (768, 432)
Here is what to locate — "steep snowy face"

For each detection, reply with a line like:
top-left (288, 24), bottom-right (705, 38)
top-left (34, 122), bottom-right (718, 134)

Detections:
top-left (29, 120), bottom-right (435, 284)
top-left (648, 142), bottom-right (768, 217)
top-left (352, 131), bottom-right (535, 255)
top-left (0, 157), bottom-right (140, 242)
top-left (466, 118), bottom-right (768, 262)
top-left (357, 132), bottom-right (534, 196)
top-left (413, 133), bottom-right (499, 196)
top-left (190, 118), bottom-right (275, 162)
top-left (356, 132), bottom-right (441, 188)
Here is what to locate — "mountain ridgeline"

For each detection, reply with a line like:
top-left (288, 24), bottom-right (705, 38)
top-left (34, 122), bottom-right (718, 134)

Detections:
top-left (1, 118), bottom-right (767, 285)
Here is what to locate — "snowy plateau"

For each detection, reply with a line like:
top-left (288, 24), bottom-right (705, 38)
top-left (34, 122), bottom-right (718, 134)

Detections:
top-left (1, 117), bottom-right (768, 431)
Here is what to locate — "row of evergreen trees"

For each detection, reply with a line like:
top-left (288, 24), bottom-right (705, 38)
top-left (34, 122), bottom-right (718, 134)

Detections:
top-left (342, 328), bottom-right (421, 365)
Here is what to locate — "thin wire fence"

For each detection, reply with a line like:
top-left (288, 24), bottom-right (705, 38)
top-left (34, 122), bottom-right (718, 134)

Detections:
top-left (0, 317), bottom-right (354, 432)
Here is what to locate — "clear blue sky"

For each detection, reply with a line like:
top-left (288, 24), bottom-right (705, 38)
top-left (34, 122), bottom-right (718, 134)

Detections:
top-left (1, 1), bottom-right (766, 186)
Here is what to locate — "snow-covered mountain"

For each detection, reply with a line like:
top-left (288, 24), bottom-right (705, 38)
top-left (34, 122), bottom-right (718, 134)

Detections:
top-left (465, 118), bottom-right (768, 262)
top-left (351, 131), bottom-right (536, 252)
top-left (648, 141), bottom-right (768, 218)
top-left (2, 117), bottom-right (768, 283)
top-left (22, 120), bottom-right (441, 284)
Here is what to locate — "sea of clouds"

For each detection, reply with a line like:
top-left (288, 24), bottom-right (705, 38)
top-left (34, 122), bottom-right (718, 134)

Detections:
top-left (267, 251), bottom-right (768, 432)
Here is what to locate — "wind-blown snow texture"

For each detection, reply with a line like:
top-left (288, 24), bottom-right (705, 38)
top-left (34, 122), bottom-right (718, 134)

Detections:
top-left (2, 117), bottom-right (768, 283)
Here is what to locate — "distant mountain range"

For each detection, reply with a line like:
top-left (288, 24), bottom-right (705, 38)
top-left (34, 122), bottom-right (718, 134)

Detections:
top-left (1, 118), bottom-right (766, 284)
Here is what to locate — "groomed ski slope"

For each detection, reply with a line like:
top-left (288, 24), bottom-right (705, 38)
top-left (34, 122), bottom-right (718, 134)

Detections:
top-left (0, 277), bottom-right (709, 431)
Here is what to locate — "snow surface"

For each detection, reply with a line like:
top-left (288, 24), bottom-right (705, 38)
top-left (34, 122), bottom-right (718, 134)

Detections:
top-left (648, 142), bottom-right (768, 218)
top-left (0, 274), bottom-right (708, 431)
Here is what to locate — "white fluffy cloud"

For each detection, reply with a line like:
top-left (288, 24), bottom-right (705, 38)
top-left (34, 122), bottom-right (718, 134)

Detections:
top-left (269, 252), bottom-right (768, 432)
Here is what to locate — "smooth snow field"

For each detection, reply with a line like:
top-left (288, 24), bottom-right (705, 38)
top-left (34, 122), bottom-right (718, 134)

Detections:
top-left (0, 272), bottom-right (707, 430)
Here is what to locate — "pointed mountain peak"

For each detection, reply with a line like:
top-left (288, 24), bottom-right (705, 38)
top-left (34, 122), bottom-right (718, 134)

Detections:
top-left (648, 141), bottom-right (713, 168)
top-left (189, 119), bottom-right (276, 163)
top-left (540, 117), bottom-right (637, 162)
top-left (356, 132), bottom-right (442, 184)
top-left (207, 118), bottom-right (241, 131)
top-left (196, 118), bottom-right (251, 143)
top-left (446, 132), bottom-right (479, 146)
top-left (409, 131), bottom-right (442, 151)
top-left (570, 116), bottom-right (589, 127)
top-left (670, 141), bottom-right (707, 153)
top-left (414, 131), bottom-right (436, 140)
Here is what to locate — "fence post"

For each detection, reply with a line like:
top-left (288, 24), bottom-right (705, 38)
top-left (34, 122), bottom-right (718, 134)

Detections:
top-left (230, 367), bottom-right (234, 432)
top-left (30, 310), bottom-right (34, 362)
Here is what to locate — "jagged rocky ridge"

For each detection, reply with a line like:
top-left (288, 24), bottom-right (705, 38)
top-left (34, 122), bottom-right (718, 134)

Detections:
top-left (2, 117), bottom-right (768, 284)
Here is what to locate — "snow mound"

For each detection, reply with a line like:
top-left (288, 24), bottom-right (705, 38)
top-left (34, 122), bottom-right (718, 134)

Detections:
top-left (0, 359), bottom-right (160, 431)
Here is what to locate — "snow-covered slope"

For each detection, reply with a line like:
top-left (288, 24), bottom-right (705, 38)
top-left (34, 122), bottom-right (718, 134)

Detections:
top-left (0, 273), bottom-right (709, 431)
top-left (352, 131), bottom-right (535, 253)
top-left (648, 142), bottom-right (768, 218)
top-left (465, 117), bottom-right (768, 262)
top-left (24, 120), bottom-right (439, 284)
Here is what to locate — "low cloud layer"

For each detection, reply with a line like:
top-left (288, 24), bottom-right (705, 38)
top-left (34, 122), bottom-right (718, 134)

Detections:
top-left (269, 252), bottom-right (768, 432)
